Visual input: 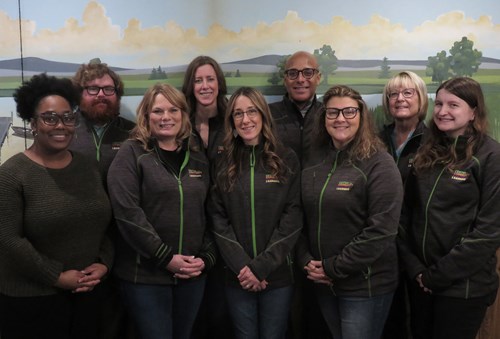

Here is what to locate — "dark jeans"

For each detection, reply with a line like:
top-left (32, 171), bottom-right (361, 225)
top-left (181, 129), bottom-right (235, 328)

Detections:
top-left (119, 277), bottom-right (206, 339)
top-left (0, 287), bottom-right (103, 339)
top-left (408, 279), bottom-right (495, 339)
top-left (226, 284), bottom-right (293, 339)
top-left (381, 273), bottom-right (410, 339)
top-left (316, 289), bottom-right (394, 339)
top-left (192, 261), bottom-right (233, 339)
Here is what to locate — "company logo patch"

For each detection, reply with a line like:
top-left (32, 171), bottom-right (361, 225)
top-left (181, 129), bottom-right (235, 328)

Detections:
top-left (111, 142), bottom-right (121, 150)
top-left (451, 170), bottom-right (469, 182)
top-left (266, 174), bottom-right (280, 183)
top-left (336, 181), bottom-right (353, 191)
top-left (188, 169), bottom-right (203, 178)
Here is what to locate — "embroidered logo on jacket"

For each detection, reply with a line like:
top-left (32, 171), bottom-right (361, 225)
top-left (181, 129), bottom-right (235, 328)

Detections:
top-left (111, 142), bottom-right (121, 150)
top-left (451, 170), bottom-right (469, 182)
top-left (188, 169), bottom-right (203, 178)
top-left (336, 181), bottom-right (353, 191)
top-left (266, 174), bottom-right (280, 183)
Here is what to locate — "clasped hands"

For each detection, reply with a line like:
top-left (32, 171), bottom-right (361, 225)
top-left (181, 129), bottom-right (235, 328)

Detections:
top-left (416, 273), bottom-right (432, 294)
top-left (55, 262), bottom-right (108, 293)
top-left (167, 254), bottom-right (205, 279)
top-left (238, 266), bottom-right (268, 292)
top-left (304, 260), bottom-right (333, 286)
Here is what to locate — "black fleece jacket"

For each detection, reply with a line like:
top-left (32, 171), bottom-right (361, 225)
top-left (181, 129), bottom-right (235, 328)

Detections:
top-left (398, 135), bottom-right (500, 298)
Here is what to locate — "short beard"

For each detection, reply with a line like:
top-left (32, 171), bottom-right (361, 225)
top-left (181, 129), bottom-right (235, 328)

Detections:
top-left (80, 98), bottom-right (120, 125)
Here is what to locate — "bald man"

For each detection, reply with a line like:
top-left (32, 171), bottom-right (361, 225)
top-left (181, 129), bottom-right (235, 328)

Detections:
top-left (269, 51), bottom-right (323, 165)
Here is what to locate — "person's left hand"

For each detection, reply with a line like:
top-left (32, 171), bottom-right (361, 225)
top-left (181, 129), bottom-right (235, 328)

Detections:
top-left (74, 263), bottom-right (108, 293)
top-left (305, 260), bottom-right (333, 286)
top-left (416, 273), bottom-right (432, 294)
top-left (238, 266), bottom-right (264, 291)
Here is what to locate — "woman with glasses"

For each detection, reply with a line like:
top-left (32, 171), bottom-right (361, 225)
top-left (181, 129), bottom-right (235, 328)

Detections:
top-left (379, 71), bottom-right (429, 339)
top-left (0, 73), bottom-right (113, 339)
top-left (397, 77), bottom-right (500, 339)
top-left (381, 71), bottom-right (428, 183)
top-left (209, 87), bottom-right (302, 339)
top-left (107, 83), bottom-right (216, 339)
top-left (297, 85), bottom-right (403, 339)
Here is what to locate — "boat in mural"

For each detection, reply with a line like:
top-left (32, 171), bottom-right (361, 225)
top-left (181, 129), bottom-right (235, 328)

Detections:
top-left (11, 125), bottom-right (33, 139)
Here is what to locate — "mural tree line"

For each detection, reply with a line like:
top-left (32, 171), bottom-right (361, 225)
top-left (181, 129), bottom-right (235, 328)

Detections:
top-left (268, 37), bottom-right (482, 85)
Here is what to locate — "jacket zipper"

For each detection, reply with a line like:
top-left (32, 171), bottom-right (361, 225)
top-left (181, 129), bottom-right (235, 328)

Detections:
top-left (250, 146), bottom-right (257, 258)
top-left (317, 151), bottom-right (339, 260)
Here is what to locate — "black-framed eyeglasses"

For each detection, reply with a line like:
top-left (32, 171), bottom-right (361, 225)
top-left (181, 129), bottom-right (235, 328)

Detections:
top-left (284, 68), bottom-right (318, 80)
top-left (232, 108), bottom-right (260, 121)
top-left (325, 107), bottom-right (359, 120)
top-left (388, 88), bottom-right (416, 100)
top-left (84, 86), bottom-right (116, 96)
top-left (37, 111), bottom-right (79, 126)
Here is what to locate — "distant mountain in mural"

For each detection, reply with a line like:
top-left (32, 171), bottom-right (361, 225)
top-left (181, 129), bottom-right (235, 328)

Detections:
top-left (1, 56), bottom-right (499, 74)
top-left (0, 57), bottom-right (130, 73)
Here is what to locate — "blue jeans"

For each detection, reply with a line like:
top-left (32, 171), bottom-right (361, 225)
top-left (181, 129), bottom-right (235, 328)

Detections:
top-left (316, 290), bottom-right (394, 339)
top-left (119, 277), bottom-right (206, 339)
top-left (225, 284), bottom-right (293, 339)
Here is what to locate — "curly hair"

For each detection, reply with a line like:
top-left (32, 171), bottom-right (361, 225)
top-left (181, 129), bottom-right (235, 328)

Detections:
top-left (131, 83), bottom-right (195, 151)
top-left (72, 60), bottom-right (124, 99)
top-left (382, 71), bottom-right (428, 122)
top-left (181, 55), bottom-right (227, 118)
top-left (315, 85), bottom-right (385, 160)
top-left (14, 73), bottom-right (80, 121)
top-left (217, 87), bottom-right (290, 192)
top-left (413, 77), bottom-right (488, 172)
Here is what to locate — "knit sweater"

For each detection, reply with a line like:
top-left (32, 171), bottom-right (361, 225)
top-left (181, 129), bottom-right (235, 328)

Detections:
top-left (0, 152), bottom-right (113, 297)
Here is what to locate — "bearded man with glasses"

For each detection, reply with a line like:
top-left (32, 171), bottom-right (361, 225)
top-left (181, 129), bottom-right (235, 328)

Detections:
top-left (70, 58), bottom-right (135, 182)
top-left (71, 59), bottom-right (137, 339)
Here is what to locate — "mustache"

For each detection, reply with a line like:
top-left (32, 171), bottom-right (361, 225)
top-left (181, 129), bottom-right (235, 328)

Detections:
top-left (92, 98), bottom-right (112, 106)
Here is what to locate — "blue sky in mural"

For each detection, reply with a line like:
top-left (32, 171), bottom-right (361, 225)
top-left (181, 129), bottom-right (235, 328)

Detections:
top-left (1, 0), bottom-right (499, 67)
top-left (3, 0), bottom-right (498, 33)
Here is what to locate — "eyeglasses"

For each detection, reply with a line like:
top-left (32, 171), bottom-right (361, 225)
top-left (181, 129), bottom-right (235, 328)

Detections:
top-left (37, 111), bottom-right (79, 126)
top-left (232, 108), bottom-right (260, 121)
top-left (284, 68), bottom-right (318, 80)
top-left (388, 88), bottom-right (416, 100)
top-left (325, 107), bottom-right (359, 120)
top-left (84, 86), bottom-right (116, 96)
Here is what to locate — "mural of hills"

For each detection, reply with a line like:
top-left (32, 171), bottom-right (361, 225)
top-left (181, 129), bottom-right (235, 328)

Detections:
top-left (1, 55), bottom-right (499, 75)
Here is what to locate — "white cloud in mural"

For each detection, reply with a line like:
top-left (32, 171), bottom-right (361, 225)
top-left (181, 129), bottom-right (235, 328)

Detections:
top-left (0, 2), bottom-right (499, 67)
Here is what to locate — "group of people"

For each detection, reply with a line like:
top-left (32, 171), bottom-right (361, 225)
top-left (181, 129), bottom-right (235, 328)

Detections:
top-left (0, 50), bottom-right (499, 339)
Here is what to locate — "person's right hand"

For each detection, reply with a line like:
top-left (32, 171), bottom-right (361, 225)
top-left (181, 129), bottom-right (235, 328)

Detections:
top-left (55, 270), bottom-right (88, 291)
top-left (167, 254), bottom-right (205, 279)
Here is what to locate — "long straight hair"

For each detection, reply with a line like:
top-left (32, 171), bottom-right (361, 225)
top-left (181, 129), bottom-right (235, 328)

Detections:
top-left (217, 87), bottom-right (289, 191)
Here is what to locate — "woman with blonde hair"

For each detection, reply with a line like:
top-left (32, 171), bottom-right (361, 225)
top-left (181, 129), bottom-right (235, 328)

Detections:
top-left (107, 83), bottom-right (216, 339)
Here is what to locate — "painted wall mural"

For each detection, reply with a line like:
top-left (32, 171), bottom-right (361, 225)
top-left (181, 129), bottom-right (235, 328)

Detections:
top-left (1, 0), bottom-right (499, 162)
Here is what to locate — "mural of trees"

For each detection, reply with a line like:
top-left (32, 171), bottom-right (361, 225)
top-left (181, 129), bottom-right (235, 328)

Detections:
top-left (314, 44), bottom-right (338, 85)
top-left (426, 36), bottom-right (482, 83)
